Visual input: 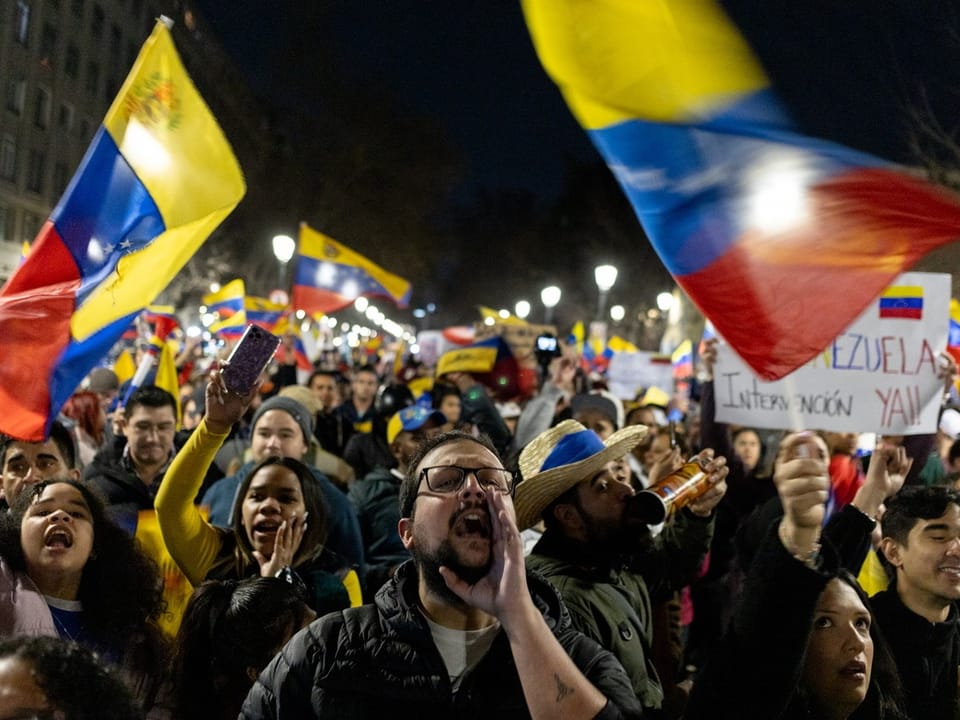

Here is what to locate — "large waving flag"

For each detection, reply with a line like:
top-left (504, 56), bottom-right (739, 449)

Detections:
top-left (522, 0), bottom-right (960, 380)
top-left (293, 223), bottom-right (412, 315)
top-left (0, 19), bottom-right (244, 440)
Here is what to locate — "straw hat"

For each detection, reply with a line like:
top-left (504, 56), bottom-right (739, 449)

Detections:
top-left (515, 419), bottom-right (647, 530)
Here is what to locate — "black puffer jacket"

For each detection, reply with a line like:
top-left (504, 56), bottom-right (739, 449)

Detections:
top-left (241, 561), bottom-right (642, 720)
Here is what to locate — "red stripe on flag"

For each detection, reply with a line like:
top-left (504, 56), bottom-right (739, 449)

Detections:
top-left (292, 285), bottom-right (354, 315)
top-left (879, 307), bottom-right (923, 319)
top-left (0, 225), bottom-right (79, 439)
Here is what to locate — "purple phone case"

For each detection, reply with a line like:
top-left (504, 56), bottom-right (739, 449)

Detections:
top-left (221, 325), bottom-right (281, 395)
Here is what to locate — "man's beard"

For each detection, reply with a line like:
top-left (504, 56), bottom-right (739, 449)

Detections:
top-left (411, 537), bottom-right (492, 608)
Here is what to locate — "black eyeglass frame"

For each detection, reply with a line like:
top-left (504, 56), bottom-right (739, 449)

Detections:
top-left (417, 465), bottom-right (516, 495)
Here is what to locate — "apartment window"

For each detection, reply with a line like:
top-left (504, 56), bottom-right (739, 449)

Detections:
top-left (39, 21), bottom-right (56, 59)
top-left (33, 86), bottom-right (50, 128)
top-left (78, 116), bottom-right (91, 141)
top-left (70, 0), bottom-right (83, 19)
top-left (6, 79), bottom-right (26, 115)
top-left (26, 149), bottom-right (45, 193)
top-left (57, 101), bottom-right (73, 131)
top-left (0, 136), bottom-right (16, 181)
top-left (14, 1), bottom-right (30, 45)
top-left (53, 161), bottom-right (69, 199)
top-left (85, 61), bottom-right (99, 96)
top-left (0, 205), bottom-right (8, 243)
top-left (91, 4), bottom-right (104, 38)
top-left (64, 43), bottom-right (79, 79)
top-left (131, 0), bottom-right (142, 21)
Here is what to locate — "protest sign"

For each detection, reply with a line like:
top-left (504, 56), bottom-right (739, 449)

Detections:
top-left (714, 272), bottom-right (950, 434)
top-left (608, 351), bottom-right (674, 402)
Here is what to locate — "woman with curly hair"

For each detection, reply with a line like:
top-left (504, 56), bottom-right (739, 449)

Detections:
top-left (169, 576), bottom-right (315, 720)
top-left (156, 372), bottom-right (360, 617)
top-left (61, 390), bottom-right (107, 467)
top-left (0, 635), bottom-right (144, 720)
top-left (0, 479), bottom-right (168, 710)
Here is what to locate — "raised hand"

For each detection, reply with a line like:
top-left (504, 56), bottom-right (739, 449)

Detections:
top-left (204, 369), bottom-right (259, 434)
top-left (774, 432), bottom-right (830, 562)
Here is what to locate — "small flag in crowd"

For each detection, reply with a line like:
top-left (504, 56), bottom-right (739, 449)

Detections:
top-left (0, 19), bottom-right (244, 440)
top-left (293, 223), bottom-right (411, 315)
top-left (204, 279), bottom-right (246, 336)
top-left (245, 296), bottom-right (287, 331)
top-left (948, 298), bottom-right (960, 365)
top-left (522, 0), bottom-right (960, 380)
top-left (671, 340), bottom-right (694, 379)
top-left (878, 285), bottom-right (924, 320)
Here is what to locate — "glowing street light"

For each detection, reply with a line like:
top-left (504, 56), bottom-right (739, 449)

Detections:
top-left (515, 300), bottom-right (531, 320)
top-left (272, 234), bottom-right (295, 289)
top-left (541, 285), bottom-right (561, 325)
top-left (594, 264), bottom-right (618, 321)
top-left (657, 291), bottom-right (674, 312)
top-left (610, 304), bottom-right (625, 322)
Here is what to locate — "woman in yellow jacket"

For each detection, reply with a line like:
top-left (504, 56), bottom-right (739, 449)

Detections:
top-left (156, 373), bottom-right (361, 616)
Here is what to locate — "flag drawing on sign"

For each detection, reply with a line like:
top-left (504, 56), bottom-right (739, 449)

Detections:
top-left (522, 0), bottom-right (960, 381)
top-left (879, 285), bottom-right (924, 320)
top-left (293, 223), bottom-right (411, 315)
top-left (0, 19), bottom-right (244, 441)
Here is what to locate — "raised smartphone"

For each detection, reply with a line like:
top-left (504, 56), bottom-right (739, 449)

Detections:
top-left (220, 325), bottom-right (281, 396)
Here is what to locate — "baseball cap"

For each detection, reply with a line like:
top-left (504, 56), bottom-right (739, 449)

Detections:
top-left (387, 406), bottom-right (446, 444)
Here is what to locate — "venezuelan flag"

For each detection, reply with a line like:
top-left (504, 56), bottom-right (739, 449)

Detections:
top-left (672, 339), bottom-right (694, 379)
top-left (948, 298), bottom-right (960, 365)
top-left (293, 223), bottom-right (411, 314)
top-left (204, 279), bottom-right (245, 319)
top-left (522, 0), bottom-right (960, 380)
top-left (0, 20), bottom-right (244, 441)
top-left (878, 285), bottom-right (924, 320)
top-left (245, 296), bottom-right (286, 331)
top-left (204, 280), bottom-right (247, 336)
top-left (273, 315), bottom-right (313, 371)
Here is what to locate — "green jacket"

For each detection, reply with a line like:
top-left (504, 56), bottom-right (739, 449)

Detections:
top-left (526, 509), bottom-right (714, 710)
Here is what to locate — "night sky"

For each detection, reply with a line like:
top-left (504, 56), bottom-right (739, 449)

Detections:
top-left (194, 1), bottom-right (960, 201)
top-left (191, 1), bottom-right (960, 324)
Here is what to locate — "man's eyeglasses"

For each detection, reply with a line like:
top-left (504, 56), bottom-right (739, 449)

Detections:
top-left (419, 465), bottom-right (515, 494)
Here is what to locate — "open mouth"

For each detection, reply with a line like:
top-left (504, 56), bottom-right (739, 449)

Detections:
top-left (939, 565), bottom-right (960, 578)
top-left (840, 660), bottom-right (867, 678)
top-left (453, 509), bottom-right (491, 538)
top-left (44, 528), bottom-right (73, 548)
top-left (253, 519), bottom-right (281, 536)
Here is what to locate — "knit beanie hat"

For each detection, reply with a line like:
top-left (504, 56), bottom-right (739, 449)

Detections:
top-left (251, 396), bottom-right (314, 444)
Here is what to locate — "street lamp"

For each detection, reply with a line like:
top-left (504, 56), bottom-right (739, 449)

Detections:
top-left (656, 291), bottom-right (674, 313)
top-left (541, 285), bottom-right (561, 325)
top-left (272, 234), bottom-right (295, 289)
top-left (515, 300), bottom-right (531, 320)
top-left (610, 304), bottom-right (625, 322)
top-left (594, 264), bottom-right (618, 321)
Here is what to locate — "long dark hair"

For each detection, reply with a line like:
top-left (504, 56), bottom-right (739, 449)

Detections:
top-left (0, 635), bottom-right (145, 720)
top-left (0, 480), bottom-right (168, 700)
top-left (229, 456), bottom-right (328, 575)
top-left (802, 571), bottom-right (909, 720)
top-left (170, 577), bottom-right (311, 720)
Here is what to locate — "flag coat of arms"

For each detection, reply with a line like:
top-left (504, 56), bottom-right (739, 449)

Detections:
top-left (293, 223), bottom-right (411, 315)
top-left (0, 20), bottom-right (245, 440)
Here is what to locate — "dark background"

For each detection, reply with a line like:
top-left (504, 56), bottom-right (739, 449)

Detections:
top-left (188, 1), bottom-right (960, 332)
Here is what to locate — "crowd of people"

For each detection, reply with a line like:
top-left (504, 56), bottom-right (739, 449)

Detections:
top-left (1, 331), bottom-right (960, 719)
